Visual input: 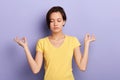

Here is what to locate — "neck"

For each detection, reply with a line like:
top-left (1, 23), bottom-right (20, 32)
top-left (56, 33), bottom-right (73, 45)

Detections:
top-left (50, 32), bottom-right (65, 40)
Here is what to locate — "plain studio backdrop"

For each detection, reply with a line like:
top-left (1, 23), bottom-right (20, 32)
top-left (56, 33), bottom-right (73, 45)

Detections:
top-left (0, 0), bottom-right (120, 80)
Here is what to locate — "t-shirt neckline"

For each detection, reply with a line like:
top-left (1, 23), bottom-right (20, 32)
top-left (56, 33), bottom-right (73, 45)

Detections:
top-left (47, 35), bottom-right (67, 49)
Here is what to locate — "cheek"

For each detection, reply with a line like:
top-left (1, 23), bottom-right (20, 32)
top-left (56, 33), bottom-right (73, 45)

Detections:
top-left (49, 23), bottom-right (53, 26)
top-left (49, 24), bottom-right (54, 29)
top-left (60, 21), bottom-right (65, 26)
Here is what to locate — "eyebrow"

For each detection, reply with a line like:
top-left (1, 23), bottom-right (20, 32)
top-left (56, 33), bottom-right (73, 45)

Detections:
top-left (50, 18), bottom-right (62, 20)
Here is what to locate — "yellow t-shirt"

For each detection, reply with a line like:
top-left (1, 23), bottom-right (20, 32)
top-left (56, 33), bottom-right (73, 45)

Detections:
top-left (36, 35), bottom-right (80, 80)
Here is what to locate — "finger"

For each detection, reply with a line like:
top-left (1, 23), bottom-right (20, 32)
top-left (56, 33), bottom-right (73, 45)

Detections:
top-left (14, 37), bottom-right (19, 43)
top-left (14, 37), bottom-right (23, 45)
top-left (22, 37), bottom-right (27, 43)
top-left (86, 33), bottom-right (90, 36)
top-left (90, 35), bottom-right (96, 41)
top-left (92, 34), bottom-right (96, 40)
top-left (20, 37), bottom-right (24, 43)
top-left (85, 33), bottom-right (89, 38)
top-left (24, 37), bottom-right (27, 43)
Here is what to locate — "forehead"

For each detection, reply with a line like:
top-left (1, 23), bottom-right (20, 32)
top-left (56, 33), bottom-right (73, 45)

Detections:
top-left (50, 12), bottom-right (62, 19)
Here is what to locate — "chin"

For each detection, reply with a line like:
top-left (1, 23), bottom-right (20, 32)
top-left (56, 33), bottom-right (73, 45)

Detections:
top-left (52, 30), bottom-right (61, 33)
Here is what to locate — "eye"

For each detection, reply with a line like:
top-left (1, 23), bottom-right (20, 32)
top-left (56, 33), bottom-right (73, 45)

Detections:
top-left (50, 20), bottom-right (54, 22)
top-left (57, 19), bottom-right (61, 22)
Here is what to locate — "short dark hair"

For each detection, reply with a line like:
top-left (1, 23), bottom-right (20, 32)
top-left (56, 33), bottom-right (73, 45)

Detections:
top-left (46, 6), bottom-right (67, 29)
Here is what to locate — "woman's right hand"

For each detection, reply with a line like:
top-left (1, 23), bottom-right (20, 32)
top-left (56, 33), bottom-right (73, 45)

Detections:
top-left (14, 37), bottom-right (28, 48)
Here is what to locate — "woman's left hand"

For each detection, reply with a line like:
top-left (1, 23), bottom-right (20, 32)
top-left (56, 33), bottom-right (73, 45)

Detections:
top-left (84, 33), bottom-right (96, 44)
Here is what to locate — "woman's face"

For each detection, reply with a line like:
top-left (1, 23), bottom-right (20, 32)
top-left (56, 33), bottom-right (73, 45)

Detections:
top-left (49, 12), bottom-right (65, 33)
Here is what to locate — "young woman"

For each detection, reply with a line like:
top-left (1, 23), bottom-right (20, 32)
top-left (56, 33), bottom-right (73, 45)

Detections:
top-left (14, 6), bottom-right (95, 80)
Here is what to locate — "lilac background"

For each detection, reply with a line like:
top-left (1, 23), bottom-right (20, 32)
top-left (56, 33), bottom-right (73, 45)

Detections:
top-left (0, 0), bottom-right (120, 80)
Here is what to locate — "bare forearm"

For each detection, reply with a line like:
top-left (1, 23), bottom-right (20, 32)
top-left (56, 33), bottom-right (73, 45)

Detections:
top-left (80, 43), bottom-right (90, 71)
top-left (75, 34), bottom-right (95, 71)
top-left (23, 46), bottom-right (38, 73)
top-left (14, 37), bottom-right (41, 74)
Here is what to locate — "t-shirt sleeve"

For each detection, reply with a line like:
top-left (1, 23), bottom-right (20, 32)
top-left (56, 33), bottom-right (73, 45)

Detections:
top-left (73, 37), bottom-right (81, 49)
top-left (36, 39), bottom-right (44, 53)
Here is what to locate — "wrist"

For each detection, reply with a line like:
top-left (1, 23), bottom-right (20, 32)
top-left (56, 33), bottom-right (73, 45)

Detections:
top-left (23, 45), bottom-right (28, 49)
top-left (84, 41), bottom-right (90, 46)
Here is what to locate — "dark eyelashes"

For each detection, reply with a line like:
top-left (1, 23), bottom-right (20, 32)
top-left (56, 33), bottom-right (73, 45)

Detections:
top-left (50, 20), bottom-right (61, 22)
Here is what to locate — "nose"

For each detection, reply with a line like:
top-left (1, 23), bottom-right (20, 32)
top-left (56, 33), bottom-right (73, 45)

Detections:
top-left (54, 21), bottom-right (58, 26)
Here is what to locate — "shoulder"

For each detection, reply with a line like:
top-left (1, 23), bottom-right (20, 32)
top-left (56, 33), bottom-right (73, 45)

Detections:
top-left (66, 35), bottom-right (80, 44)
top-left (37, 37), bottom-right (48, 43)
top-left (66, 35), bottom-right (78, 40)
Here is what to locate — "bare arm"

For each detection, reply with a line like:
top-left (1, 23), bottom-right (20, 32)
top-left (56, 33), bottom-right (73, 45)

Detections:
top-left (14, 37), bottom-right (43, 74)
top-left (74, 34), bottom-right (95, 71)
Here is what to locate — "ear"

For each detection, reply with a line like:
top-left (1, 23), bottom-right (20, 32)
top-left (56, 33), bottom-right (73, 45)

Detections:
top-left (63, 21), bottom-right (66, 26)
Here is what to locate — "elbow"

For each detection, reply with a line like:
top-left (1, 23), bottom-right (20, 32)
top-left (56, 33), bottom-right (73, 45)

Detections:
top-left (78, 62), bottom-right (87, 72)
top-left (32, 65), bottom-right (42, 74)
top-left (33, 69), bottom-right (39, 74)
top-left (32, 68), bottom-right (40, 74)
top-left (80, 67), bottom-right (86, 72)
top-left (33, 71), bottom-right (39, 74)
top-left (79, 66), bottom-right (87, 72)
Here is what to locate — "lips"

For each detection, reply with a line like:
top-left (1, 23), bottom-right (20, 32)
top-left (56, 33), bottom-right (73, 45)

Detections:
top-left (54, 27), bottom-right (59, 29)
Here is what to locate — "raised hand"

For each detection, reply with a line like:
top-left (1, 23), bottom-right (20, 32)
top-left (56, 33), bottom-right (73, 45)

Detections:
top-left (14, 37), bottom-right (28, 48)
top-left (84, 33), bottom-right (96, 44)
